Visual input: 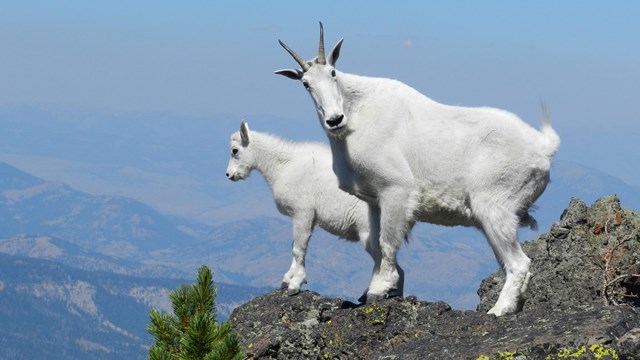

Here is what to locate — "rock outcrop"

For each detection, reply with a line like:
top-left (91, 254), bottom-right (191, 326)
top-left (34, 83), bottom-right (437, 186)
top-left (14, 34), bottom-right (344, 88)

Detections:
top-left (479, 195), bottom-right (640, 312)
top-left (230, 196), bottom-right (640, 359)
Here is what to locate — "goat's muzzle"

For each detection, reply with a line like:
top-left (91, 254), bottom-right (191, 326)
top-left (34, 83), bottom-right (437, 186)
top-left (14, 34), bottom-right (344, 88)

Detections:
top-left (326, 114), bottom-right (344, 128)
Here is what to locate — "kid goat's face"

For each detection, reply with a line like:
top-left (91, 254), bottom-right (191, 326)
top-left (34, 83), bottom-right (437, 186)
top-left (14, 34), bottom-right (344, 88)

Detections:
top-left (225, 134), bottom-right (251, 181)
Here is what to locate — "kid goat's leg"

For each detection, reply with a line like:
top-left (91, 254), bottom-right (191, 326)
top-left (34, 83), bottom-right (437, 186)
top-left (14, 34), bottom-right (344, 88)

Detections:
top-left (281, 213), bottom-right (314, 295)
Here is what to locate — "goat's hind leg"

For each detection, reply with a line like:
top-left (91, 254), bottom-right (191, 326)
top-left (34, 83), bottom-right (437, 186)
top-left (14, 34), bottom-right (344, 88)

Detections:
top-left (281, 214), bottom-right (313, 295)
top-left (475, 202), bottom-right (532, 316)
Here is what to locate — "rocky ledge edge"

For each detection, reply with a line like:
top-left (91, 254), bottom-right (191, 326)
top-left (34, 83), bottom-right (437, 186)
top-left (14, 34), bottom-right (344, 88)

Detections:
top-left (231, 195), bottom-right (640, 359)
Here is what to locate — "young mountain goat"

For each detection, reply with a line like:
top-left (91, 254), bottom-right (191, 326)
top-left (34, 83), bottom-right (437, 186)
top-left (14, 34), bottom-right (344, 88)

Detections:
top-left (226, 122), bottom-right (402, 297)
top-left (275, 23), bottom-right (560, 316)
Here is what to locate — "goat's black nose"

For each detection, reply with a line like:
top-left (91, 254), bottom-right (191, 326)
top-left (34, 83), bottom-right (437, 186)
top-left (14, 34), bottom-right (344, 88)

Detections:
top-left (225, 173), bottom-right (229, 177)
top-left (326, 114), bottom-right (344, 128)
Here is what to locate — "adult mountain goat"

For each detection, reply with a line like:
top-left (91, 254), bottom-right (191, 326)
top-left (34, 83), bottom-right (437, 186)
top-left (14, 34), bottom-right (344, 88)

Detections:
top-left (226, 122), bottom-right (402, 297)
top-left (275, 23), bottom-right (560, 316)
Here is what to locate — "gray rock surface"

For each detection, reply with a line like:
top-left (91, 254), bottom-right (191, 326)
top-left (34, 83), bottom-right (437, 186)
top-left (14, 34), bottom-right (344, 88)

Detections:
top-left (230, 196), bottom-right (640, 359)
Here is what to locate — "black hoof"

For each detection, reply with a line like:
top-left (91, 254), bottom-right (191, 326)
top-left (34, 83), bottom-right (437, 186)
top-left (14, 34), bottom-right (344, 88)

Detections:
top-left (361, 290), bottom-right (402, 304)
top-left (358, 293), bottom-right (367, 304)
top-left (287, 288), bottom-right (301, 296)
top-left (340, 300), bottom-right (360, 309)
top-left (386, 289), bottom-right (403, 299)
top-left (281, 279), bottom-right (306, 295)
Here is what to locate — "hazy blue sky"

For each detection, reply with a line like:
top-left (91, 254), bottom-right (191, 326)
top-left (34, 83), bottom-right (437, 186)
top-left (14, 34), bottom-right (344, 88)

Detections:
top-left (1, 1), bottom-right (639, 184)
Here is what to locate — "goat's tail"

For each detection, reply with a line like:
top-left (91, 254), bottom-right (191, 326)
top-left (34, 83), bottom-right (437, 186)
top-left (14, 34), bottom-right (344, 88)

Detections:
top-left (539, 102), bottom-right (561, 159)
top-left (519, 212), bottom-right (538, 231)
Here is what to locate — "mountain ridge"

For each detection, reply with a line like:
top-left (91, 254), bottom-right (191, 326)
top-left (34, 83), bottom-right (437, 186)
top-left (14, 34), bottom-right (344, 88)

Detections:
top-left (0, 252), bottom-right (264, 359)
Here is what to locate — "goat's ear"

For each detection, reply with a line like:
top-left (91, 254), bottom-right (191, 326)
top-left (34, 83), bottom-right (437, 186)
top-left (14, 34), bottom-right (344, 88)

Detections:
top-left (240, 121), bottom-right (250, 145)
top-left (274, 69), bottom-right (303, 80)
top-left (328, 38), bottom-right (344, 66)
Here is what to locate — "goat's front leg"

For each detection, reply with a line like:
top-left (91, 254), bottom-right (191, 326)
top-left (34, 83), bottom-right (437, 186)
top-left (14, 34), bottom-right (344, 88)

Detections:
top-left (281, 214), bottom-right (313, 295)
top-left (359, 205), bottom-right (382, 302)
top-left (366, 186), bottom-right (414, 302)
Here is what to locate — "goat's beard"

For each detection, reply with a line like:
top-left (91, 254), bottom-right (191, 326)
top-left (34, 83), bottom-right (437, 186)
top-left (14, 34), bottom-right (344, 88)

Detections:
top-left (323, 123), bottom-right (351, 140)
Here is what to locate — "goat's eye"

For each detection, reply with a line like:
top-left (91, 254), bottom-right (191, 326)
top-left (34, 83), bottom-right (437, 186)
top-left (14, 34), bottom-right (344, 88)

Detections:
top-left (232, 148), bottom-right (238, 155)
top-left (302, 81), bottom-right (310, 90)
top-left (331, 69), bottom-right (336, 77)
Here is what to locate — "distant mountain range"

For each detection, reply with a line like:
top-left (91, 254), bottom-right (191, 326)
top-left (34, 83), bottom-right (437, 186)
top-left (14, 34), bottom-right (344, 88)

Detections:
top-left (0, 161), bottom-right (196, 256)
top-left (0, 253), bottom-right (260, 359)
top-left (0, 162), bottom-right (267, 359)
top-left (5, 154), bottom-right (640, 306)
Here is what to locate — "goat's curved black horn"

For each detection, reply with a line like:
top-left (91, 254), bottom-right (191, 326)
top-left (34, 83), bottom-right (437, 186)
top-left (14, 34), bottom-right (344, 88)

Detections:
top-left (278, 39), bottom-right (310, 72)
top-left (317, 21), bottom-right (326, 65)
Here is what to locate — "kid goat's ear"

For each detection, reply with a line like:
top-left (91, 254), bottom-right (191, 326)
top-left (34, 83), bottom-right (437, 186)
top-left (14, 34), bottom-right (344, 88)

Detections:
top-left (240, 121), bottom-right (250, 145)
